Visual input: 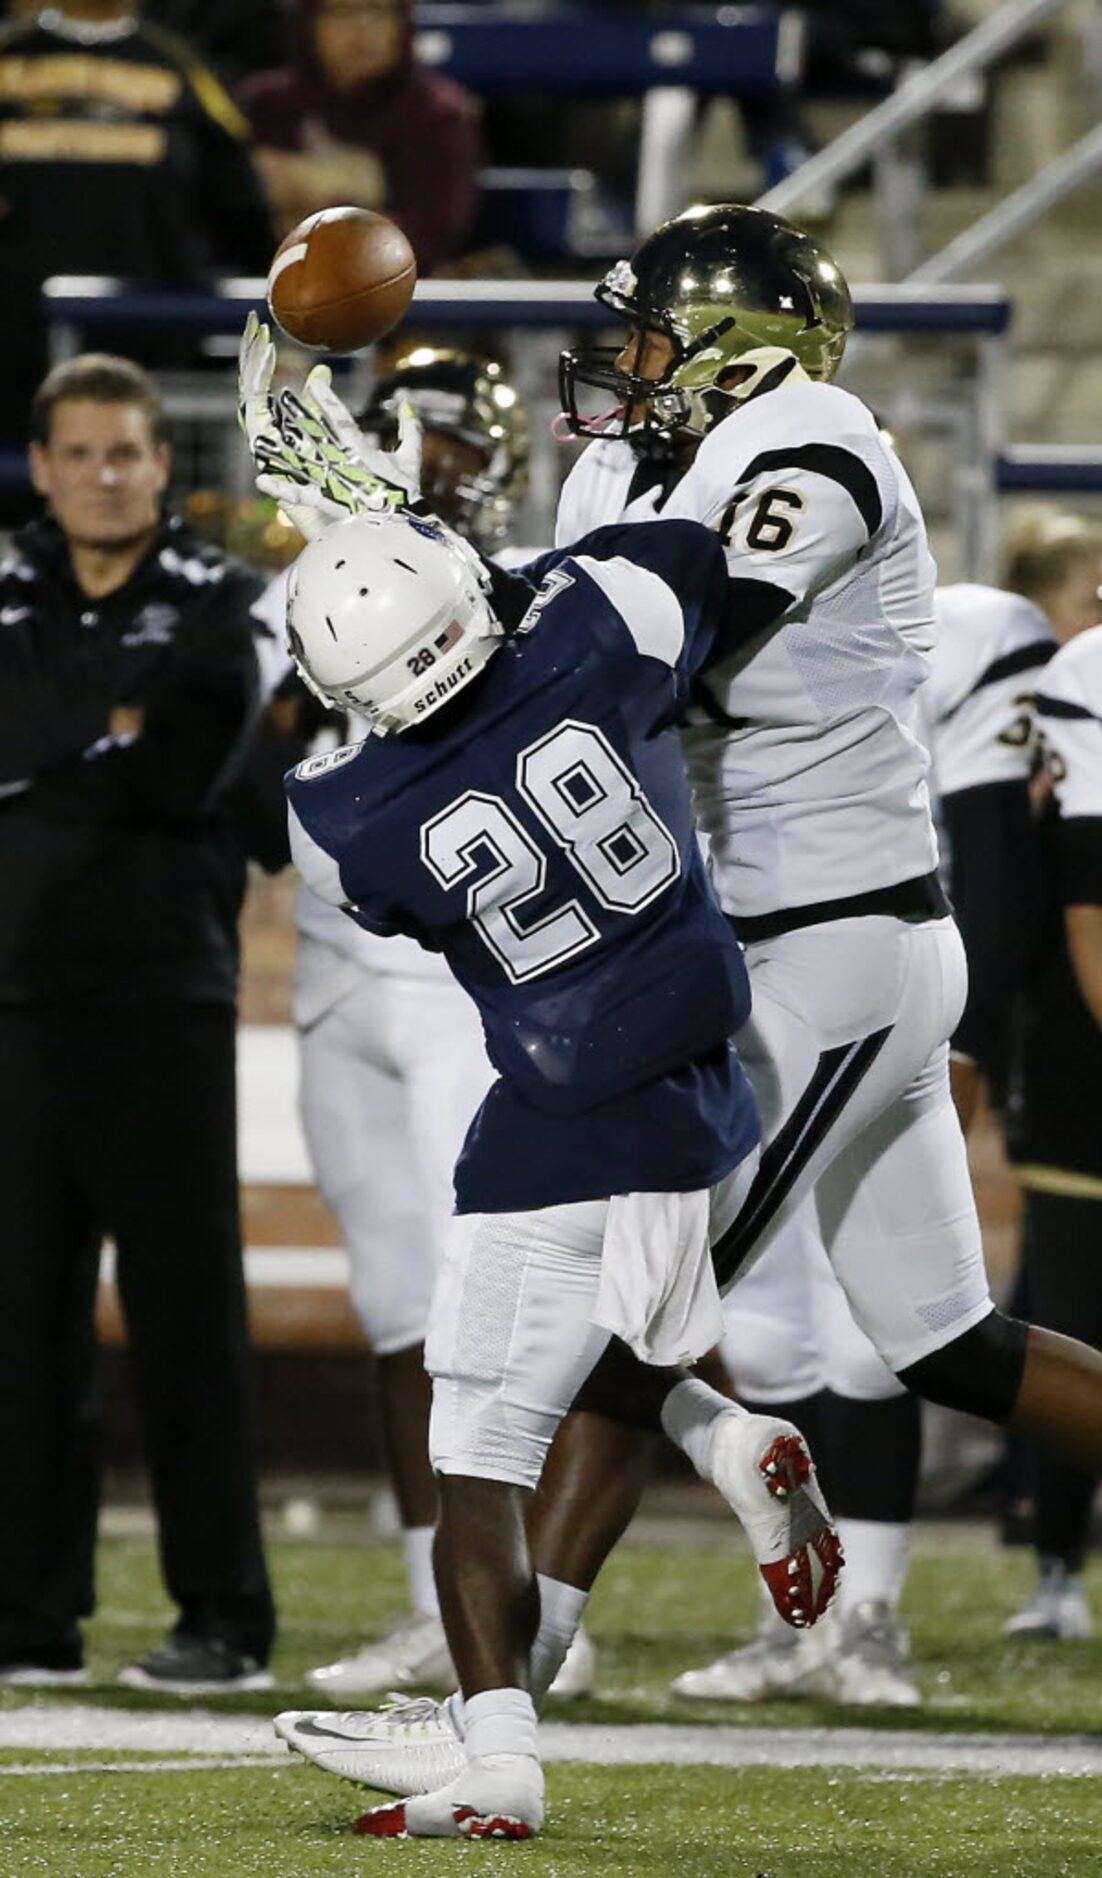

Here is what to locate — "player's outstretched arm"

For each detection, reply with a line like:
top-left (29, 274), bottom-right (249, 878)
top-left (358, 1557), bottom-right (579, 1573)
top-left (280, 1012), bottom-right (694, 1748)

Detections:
top-left (236, 314), bottom-right (422, 535)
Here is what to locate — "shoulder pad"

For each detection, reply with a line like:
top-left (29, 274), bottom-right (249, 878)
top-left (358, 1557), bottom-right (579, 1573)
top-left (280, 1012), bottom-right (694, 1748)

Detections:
top-left (703, 380), bottom-right (879, 479)
top-left (1042, 622), bottom-right (1102, 709)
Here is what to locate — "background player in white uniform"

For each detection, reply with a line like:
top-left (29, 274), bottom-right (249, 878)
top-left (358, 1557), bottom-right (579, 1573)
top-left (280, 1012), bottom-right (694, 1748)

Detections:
top-left (251, 352), bottom-right (529, 1701)
top-left (1003, 521), bottom-right (1102, 1639)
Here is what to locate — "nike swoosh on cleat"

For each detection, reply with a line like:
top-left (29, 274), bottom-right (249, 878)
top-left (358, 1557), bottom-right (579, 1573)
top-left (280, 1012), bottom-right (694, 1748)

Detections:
top-left (290, 1719), bottom-right (370, 1743)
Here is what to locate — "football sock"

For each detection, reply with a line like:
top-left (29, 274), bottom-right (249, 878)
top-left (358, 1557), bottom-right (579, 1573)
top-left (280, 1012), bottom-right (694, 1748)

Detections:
top-left (462, 1687), bottom-right (539, 1761)
top-left (402, 1525), bottom-right (441, 1618)
top-left (1033, 1457), bottom-right (1095, 1572)
top-left (820, 1389), bottom-right (921, 1522)
top-left (835, 1518), bottom-right (910, 1614)
top-left (661, 1376), bottom-right (746, 1478)
top-left (530, 1573), bottom-right (590, 1704)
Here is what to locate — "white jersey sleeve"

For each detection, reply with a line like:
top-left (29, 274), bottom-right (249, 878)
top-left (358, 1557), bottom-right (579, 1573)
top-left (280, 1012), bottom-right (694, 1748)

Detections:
top-left (1036, 624), bottom-right (1102, 822)
top-left (926, 585), bottom-right (1055, 799)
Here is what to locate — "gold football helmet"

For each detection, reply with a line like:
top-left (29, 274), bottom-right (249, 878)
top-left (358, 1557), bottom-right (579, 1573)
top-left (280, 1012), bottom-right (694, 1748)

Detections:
top-left (560, 203), bottom-right (854, 447)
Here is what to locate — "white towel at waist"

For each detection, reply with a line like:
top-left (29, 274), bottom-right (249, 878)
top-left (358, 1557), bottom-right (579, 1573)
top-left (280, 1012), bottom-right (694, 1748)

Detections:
top-left (594, 1188), bottom-right (723, 1368)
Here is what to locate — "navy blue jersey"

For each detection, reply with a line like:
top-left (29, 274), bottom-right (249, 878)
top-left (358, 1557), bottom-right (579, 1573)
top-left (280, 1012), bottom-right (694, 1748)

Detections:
top-left (288, 520), bottom-right (758, 1212)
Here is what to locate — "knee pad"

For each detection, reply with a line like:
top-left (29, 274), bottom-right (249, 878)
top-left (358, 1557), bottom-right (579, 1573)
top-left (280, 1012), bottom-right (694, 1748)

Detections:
top-left (897, 1309), bottom-right (1028, 1423)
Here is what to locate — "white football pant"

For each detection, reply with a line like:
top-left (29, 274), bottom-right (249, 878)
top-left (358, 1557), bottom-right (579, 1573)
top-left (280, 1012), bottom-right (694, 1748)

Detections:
top-left (721, 1200), bottom-right (906, 1404)
top-left (718, 914), bottom-right (992, 1375)
top-left (427, 1164), bottom-right (756, 1490)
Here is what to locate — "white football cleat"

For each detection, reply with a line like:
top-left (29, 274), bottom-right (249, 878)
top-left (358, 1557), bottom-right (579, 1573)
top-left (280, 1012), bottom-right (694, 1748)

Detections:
top-left (704, 1412), bottom-right (843, 1627)
top-left (306, 1612), bottom-right (453, 1701)
top-left (0, 1663), bottom-right (88, 1689)
top-left (671, 1603), bottom-right (837, 1702)
top-left (545, 1624), bottom-right (596, 1699)
top-left (274, 1695), bottom-right (466, 1794)
top-left (827, 1598), bottom-right (922, 1707)
top-left (356, 1752), bottom-right (544, 1841)
top-left (1004, 1564), bottom-right (1093, 1641)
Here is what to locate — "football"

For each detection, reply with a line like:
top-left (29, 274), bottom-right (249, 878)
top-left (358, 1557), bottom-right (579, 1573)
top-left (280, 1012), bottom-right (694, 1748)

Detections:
top-left (266, 206), bottom-right (417, 352)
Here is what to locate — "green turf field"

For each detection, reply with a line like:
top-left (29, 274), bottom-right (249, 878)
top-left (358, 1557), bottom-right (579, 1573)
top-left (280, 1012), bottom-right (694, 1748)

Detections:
top-left (2, 1529), bottom-right (1100, 1877)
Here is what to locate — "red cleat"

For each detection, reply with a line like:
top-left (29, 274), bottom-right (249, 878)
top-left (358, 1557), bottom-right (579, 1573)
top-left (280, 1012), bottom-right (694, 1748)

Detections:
top-left (355, 1799), bottom-right (409, 1837)
top-left (355, 1753), bottom-right (544, 1839)
top-left (705, 1415), bottom-right (845, 1627)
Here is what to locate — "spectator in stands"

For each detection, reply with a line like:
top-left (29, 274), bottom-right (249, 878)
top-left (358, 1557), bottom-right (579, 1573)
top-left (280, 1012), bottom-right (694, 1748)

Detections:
top-left (0, 354), bottom-right (276, 1693)
top-left (238, 0), bottom-right (481, 271)
top-left (1001, 513), bottom-right (1102, 1642)
top-left (0, 1), bottom-right (274, 451)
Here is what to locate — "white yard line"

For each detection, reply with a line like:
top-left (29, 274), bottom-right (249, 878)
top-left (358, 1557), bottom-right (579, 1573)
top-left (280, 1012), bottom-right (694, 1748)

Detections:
top-left (0, 1708), bottom-right (1100, 1779)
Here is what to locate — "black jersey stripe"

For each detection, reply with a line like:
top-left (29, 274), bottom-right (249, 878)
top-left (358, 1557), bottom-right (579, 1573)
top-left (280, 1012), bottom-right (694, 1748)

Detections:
top-left (1034, 692), bottom-right (1100, 723)
top-left (711, 1026), bottom-right (892, 1291)
top-left (737, 444), bottom-right (883, 539)
top-left (937, 639), bottom-right (1056, 724)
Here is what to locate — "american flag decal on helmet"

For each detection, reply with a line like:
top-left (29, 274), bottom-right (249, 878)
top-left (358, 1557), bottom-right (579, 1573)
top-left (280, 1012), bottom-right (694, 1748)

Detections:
top-left (434, 619), bottom-right (464, 654)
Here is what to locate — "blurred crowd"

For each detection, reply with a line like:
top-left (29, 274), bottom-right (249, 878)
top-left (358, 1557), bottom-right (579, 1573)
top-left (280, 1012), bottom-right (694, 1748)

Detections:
top-left (0, 0), bottom-right (952, 454)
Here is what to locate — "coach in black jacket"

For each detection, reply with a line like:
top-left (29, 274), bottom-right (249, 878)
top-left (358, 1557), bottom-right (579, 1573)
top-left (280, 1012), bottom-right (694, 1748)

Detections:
top-left (0, 353), bottom-right (275, 1691)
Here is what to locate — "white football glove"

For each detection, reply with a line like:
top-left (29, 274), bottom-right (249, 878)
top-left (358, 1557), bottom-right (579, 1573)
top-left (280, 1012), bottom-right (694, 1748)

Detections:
top-left (259, 363), bottom-right (422, 535)
top-left (238, 313), bottom-right (424, 538)
top-left (237, 311), bottom-right (337, 539)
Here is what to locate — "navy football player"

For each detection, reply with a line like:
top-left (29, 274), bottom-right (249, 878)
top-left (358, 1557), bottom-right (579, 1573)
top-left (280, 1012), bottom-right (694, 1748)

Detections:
top-left (250, 350), bottom-right (530, 1705)
top-left (269, 500), bottom-right (840, 1839)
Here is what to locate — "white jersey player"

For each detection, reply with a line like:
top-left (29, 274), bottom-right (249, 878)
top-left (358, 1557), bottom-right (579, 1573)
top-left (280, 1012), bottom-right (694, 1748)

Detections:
top-left (699, 578), bottom-right (1058, 1708)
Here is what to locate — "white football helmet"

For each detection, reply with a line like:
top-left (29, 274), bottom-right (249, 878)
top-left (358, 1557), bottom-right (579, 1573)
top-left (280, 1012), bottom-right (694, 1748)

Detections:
top-left (286, 512), bottom-right (503, 734)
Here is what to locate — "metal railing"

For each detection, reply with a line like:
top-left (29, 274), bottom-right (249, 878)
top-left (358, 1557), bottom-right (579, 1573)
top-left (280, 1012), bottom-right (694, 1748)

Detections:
top-left (909, 117), bottom-right (1102, 283)
top-left (39, 275), bottom-right (1012, 575)
top-left (759, 0), bottom-right (1078, 277)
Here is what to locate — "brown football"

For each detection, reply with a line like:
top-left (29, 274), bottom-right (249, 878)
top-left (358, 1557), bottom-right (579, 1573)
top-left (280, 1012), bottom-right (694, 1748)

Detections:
top-left (266, 206), bottom-right (417, 352)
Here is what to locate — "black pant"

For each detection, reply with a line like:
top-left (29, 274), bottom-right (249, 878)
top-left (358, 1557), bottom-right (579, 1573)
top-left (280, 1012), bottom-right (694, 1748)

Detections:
top-left (0, 1003), bottom-right (274, 1662)
top-left (1021, 1187), bottom-right (1102, 1570)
